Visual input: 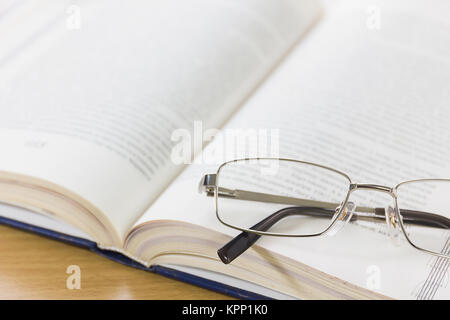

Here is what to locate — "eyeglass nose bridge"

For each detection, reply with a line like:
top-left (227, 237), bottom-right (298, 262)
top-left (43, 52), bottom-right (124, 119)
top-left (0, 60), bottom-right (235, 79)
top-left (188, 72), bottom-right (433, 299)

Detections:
top-left (350, 183), bottom-right (395, 196)
top-left (347, 183), bottom-right (402, 244)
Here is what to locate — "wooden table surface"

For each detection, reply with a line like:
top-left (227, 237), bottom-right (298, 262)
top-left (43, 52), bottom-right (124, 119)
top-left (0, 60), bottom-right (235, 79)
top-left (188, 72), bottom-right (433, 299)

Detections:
top-left (0, 224), bottom-right (232, 299)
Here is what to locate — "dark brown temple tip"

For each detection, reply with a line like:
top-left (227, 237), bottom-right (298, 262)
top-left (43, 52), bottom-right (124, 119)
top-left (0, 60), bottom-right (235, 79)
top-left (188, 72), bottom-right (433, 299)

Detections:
top-left (217, 247), bottom-right (231, 264)
top-left (217, 230), bottom-right (260, 264)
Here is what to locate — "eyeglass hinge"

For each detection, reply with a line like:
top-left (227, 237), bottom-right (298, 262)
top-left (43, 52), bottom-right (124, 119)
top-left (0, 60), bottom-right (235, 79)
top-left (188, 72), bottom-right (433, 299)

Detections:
top-left (199, 174), bottom-right (217, 196)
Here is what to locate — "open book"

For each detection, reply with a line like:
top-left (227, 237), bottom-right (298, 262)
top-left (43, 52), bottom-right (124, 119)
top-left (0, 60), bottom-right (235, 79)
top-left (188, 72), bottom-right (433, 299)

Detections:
top-left (1, 0), bottom-right (450, 299)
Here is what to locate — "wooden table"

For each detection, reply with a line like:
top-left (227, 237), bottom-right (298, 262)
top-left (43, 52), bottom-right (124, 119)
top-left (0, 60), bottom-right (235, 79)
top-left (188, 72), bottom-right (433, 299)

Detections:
top-left (0, 224), bottom-right (231, 299)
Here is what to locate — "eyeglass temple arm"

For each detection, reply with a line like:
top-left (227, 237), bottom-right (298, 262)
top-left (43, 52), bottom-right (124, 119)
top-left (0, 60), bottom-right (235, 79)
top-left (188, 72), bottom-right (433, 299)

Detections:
top-left (200, 174), bottom-right (450, 228)
top-left (217, 204), bottom-right (450, 264)
top-left (217, 206), bottom-right (339, 264)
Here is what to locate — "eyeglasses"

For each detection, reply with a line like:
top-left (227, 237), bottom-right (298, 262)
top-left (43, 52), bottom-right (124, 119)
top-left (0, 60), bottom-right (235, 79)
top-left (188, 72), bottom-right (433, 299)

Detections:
top-left (199, 158), bottom-right (450, 264)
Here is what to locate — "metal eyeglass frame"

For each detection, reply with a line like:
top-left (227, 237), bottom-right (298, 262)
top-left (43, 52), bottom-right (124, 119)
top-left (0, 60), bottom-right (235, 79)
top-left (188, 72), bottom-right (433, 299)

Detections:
top-left (200, 158), bottom-right (450, 264)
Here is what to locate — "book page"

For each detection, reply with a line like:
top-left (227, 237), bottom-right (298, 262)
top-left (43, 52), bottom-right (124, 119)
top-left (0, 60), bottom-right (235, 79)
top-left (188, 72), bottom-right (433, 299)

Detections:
top-left (0, 0), bottom-right (321, 244)
top-left (135, 0), bottom-right (450, 299)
